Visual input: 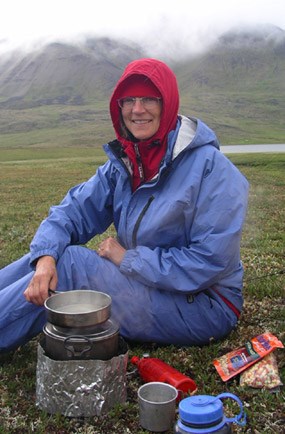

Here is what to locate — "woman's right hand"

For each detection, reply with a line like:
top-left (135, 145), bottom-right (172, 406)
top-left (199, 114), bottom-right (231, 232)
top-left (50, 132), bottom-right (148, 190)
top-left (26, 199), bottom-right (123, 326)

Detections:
top-left (24, 256), bottom-right (58, 306)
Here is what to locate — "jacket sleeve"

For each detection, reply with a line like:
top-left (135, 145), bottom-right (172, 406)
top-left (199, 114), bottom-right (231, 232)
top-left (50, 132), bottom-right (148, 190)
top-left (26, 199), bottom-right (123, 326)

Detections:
top-left (29, 161), bottom-right (115, 264)
top-left (119, 151), bottom-right (249, 293)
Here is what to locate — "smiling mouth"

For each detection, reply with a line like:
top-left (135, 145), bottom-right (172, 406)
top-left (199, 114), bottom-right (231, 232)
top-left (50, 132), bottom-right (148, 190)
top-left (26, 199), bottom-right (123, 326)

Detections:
top-left (132, 120), bottom-right (151, 124)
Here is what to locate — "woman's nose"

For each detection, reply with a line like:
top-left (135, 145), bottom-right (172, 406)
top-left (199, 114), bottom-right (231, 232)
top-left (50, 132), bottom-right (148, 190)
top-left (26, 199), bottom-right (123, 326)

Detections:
top-left (132, 99), bottom-right (146, 112)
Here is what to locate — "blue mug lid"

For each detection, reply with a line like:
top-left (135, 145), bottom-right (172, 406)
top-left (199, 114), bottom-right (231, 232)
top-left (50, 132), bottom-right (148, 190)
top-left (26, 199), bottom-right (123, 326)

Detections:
top-left (179, 393), bottom-right (246, 429)
top-left (179, 395), bottom-right (223, 425)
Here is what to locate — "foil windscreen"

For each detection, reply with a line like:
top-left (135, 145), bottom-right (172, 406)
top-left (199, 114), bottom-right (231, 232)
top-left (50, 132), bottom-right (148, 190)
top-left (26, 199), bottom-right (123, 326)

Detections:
top-left (36, 339), bottom-right (128, 417)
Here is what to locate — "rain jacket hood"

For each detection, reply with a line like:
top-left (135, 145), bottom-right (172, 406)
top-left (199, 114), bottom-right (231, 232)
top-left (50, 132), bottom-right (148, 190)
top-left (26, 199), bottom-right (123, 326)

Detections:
top-left (109, 58), bottom-right (181, 189)
top-left (110, 58), bottom-right (179, 143)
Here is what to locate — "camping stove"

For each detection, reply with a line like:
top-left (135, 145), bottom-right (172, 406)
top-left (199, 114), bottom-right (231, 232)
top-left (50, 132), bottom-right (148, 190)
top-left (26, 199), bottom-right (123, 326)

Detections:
top-left (36, 290), bottom-right (128, 416)
top-left (36, 336), bottom-right (128, 417)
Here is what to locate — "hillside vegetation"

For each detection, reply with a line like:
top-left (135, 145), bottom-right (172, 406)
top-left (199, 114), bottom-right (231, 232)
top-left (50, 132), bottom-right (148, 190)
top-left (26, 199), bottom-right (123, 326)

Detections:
top-left (0, 24), bottom-right (284, 148)
top-left (175, 25), bottom-right (285, 143)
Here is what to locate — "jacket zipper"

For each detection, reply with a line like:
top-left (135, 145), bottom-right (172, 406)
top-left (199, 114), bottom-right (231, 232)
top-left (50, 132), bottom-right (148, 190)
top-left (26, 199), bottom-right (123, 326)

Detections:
top-left (134, 143), bottom-right (145, 184)
top-left (132, 195), bottom-right (155, 247)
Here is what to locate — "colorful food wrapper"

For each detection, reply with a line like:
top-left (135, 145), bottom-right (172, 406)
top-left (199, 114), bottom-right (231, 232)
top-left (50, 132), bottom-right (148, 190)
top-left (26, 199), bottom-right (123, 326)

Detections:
top-left (240, 352), bottom-right (283, 389)
top-left (213, 332), bottom-right (284, 382)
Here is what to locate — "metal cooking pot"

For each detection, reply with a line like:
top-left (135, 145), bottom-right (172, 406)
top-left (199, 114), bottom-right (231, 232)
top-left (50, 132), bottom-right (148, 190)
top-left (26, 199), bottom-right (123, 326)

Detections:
top-left (43, 318), bottom-right (119, 360)
top-left (44, 290), bottom-right (111, 328)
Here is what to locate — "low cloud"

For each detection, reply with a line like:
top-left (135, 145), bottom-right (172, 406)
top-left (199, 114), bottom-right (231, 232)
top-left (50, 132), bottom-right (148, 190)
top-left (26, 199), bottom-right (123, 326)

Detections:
top-left (0, 0), bottom-right (284, 58)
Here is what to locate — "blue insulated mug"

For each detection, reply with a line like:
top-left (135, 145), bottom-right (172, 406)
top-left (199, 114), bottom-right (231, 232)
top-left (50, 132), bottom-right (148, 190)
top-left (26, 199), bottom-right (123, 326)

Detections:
top-left (174, 393), bottom-right (246, 433)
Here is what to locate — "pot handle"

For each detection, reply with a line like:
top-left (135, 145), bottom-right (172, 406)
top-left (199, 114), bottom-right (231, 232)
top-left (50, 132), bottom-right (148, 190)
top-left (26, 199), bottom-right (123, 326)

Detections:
top-left (64, 335), bottom-right (92, 358)
top-left (48, 289), bottom-right (63, 296)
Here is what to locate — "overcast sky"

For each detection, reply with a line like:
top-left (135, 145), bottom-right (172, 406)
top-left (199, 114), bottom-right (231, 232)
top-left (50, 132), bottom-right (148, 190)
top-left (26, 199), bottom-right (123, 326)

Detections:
top-left (1, 0), bottom-right (284, 56)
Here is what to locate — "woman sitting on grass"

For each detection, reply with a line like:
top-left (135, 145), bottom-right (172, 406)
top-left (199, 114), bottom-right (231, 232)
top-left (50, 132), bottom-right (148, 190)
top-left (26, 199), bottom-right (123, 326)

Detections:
top-left (0, 58), bottom-right (249, 354)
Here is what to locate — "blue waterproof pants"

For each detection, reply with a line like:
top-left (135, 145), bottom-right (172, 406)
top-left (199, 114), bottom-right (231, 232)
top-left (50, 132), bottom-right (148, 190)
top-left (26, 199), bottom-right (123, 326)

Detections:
top-left (0, 246), bottom-right (238, 352)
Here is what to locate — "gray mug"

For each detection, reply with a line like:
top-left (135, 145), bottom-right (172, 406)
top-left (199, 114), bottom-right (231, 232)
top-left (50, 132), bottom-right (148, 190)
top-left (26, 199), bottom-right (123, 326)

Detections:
top-left (138, 381), bottom-right (178, 432)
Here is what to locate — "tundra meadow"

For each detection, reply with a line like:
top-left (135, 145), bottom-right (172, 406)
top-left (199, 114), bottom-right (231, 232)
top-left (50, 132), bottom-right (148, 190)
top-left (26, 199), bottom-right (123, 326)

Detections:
top-left (0, 144), bottom-right (284, 433)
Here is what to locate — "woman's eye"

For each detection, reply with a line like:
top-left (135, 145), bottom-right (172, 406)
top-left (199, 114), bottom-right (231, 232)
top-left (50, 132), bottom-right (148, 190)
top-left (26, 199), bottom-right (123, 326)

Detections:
top-left (124, 98), bottom-right (134, 104)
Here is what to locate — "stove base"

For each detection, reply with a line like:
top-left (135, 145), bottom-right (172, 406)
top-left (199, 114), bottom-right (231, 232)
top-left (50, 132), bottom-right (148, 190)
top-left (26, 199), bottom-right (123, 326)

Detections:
top-left (36, 338), bottom-right (128, 417)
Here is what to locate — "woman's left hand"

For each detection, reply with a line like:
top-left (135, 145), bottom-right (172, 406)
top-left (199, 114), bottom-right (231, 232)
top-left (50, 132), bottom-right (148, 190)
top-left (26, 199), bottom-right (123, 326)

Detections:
top-left (98, 237), bottom-right (126, 266)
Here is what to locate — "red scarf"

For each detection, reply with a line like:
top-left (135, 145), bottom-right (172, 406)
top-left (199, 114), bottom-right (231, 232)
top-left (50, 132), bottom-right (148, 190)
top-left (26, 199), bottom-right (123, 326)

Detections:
top-left (109, 59), bottom-right (179, 190)
top-left (122, 139), bottom-right (167, 190)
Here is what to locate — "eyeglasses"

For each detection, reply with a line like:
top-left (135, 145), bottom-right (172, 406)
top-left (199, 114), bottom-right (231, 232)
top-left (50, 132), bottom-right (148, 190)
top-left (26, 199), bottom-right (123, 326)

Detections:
top-left (117, 97), bottom-right (161, 110)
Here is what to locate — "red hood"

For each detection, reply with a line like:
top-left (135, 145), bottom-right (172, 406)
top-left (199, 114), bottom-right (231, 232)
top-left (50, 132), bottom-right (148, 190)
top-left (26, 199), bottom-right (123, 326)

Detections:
top-left (110, 58), bottom-right (179, 144)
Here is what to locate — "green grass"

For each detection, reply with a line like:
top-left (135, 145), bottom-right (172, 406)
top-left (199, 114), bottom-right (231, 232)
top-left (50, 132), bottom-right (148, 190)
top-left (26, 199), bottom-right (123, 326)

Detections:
top-left (179, 89), bottom-right (285, 144)
top-left (0, 104), bottom-right (114, 150)
top-left (0, 150), bottom-right (284, 433)
top-left (1, 91), bottom-right (285, 149)
top-left (0, 147), bottom-right (107, 163)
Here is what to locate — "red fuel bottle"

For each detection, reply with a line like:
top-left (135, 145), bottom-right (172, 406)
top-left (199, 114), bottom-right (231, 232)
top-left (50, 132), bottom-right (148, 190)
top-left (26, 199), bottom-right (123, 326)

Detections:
top-left (131, 355), bottom-right (197, 400)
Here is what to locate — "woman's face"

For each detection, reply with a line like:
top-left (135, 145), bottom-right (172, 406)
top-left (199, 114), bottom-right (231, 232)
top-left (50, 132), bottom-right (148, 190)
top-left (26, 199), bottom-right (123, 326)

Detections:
top-left (121, 97), bottom-right (162, 141)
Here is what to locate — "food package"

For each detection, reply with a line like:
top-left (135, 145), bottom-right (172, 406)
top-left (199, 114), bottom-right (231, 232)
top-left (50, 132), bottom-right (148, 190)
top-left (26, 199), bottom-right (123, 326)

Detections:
top-left (213, 332), bottom-right (284, 382)
top-left (240, 352), bottom-right (283, 389)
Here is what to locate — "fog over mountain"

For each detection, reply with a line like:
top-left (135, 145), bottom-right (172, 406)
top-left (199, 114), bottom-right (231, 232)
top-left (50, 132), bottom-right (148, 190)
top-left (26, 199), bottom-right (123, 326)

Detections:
top-left (218, 23), bottom-right (285, 49)
top-left (0, 38), bottom-right (144, 107)
top-left (0, 23), bottom-right (284, 107)
top-left (1, 0), bottom-right (285, 58)
top-left (0, 23), bottom-right (284, 144)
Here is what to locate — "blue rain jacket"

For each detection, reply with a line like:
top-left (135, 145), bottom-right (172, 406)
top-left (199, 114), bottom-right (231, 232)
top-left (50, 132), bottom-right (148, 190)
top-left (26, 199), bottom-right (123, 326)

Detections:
top-left (0, 116), bottom-right (248, 350)
top-left (31, 115), bottom-right (248, 296)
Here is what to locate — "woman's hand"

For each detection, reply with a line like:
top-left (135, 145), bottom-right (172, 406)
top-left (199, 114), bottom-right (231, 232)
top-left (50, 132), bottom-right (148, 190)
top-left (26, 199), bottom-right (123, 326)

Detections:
top-left (98, 237), bottom-right (126, 266)
top-left (24, 256), bottom-right (57, 306)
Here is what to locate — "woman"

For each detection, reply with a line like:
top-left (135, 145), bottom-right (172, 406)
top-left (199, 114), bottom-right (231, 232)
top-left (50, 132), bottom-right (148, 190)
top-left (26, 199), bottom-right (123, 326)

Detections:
top-left (0, 58), bottom-right (249, 352)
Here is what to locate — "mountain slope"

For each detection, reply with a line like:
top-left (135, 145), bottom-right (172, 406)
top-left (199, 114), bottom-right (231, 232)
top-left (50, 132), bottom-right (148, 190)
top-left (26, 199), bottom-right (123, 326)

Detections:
top-left (0, 37), bottom-right (145, 107)
top-left (176, 24), bottom-right (285, 90)
top-left (173, 24), bottom-right (285, 142)
top-left (0, 25), bottom-right (284, 144)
